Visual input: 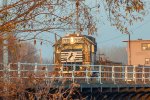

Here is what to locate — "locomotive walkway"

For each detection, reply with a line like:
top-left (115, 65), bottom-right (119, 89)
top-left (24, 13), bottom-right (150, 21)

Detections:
top-left (1, 63), bottom-right (150, 99)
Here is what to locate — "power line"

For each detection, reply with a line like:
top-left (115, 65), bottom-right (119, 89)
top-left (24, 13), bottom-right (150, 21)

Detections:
top-left (131, 19), bottom-right (150, 34)
top-left (98, 35), bottom-right (126, 44)
top-left (98, 18), bottom-right (150, 44)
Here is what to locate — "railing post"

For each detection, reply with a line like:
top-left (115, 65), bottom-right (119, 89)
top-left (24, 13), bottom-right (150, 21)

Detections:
top-left (112, 66), bottom-right (116, 84)
top-left (125, 66), bottom-right (128, 84)
top-left (133, 66), bottom-right (136, 84)
top-left (149, 68), bottom-right (150, 81)
top-left (45, 65), bottom-right (48, 78)
top-left (142, 66), bottom-right (145, 84)
top-left (122, 66), bottom-right (124, 82)
top-left (59, 65), bottom-right (63, 80)
top-left (72, 64), bottom-right (75, 83)
top-left (18, 62), bottom-right (21, 78)
top-left (86, 67), bottom-right (89, 84)
top-left (34, 63), bottom-right (37, 77)
top-left (45, 65), bottom-right (49, 84)
top-left (99, 65), bottom-right (102, 84)
top-left (3, 63), bottom-right (10, 82)
top-left (8, 64), bottom-right (10, 81)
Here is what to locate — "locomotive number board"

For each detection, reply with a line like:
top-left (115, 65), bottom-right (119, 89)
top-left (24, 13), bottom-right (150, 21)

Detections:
top-left (62, 37), bottom-right (83, 44)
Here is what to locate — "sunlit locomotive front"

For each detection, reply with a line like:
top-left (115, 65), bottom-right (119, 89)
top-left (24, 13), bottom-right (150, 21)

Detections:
top-left (54, 33), bottom-right (97, 76)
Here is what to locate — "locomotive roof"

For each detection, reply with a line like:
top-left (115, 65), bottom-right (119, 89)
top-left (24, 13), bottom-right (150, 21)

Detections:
top-left (64, 33), bottom-right (96, 44)
top-left (53, 33), bottom-right (97, 46)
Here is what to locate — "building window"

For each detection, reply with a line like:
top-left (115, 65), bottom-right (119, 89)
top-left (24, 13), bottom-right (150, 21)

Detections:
top-left (145, 58), bottom-right (150, 64)
top-left (142, 43), bottom-right (150, 50)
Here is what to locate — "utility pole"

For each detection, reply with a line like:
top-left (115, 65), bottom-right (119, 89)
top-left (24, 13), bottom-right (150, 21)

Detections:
top-left (3, 0), bottom-right (9, 84)
top-left (128, 33), bottom-right (131, 65)
top-left (70, 0), bottom-right (85, 34)
top-left (2, 0), bottom-right (9, 97)
top-left (76, 0), bottom-right (80, 33)
top-left (3, 0), bottom-right (9, 67)
top-left (40, 48), bottom-right (43, 64)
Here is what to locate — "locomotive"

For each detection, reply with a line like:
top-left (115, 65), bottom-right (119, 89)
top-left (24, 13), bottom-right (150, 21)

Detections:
top-left (53, 33), bottom-right (97, 75)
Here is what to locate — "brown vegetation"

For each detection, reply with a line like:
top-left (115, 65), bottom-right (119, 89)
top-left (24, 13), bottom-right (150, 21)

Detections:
top-left (0, 68), bottom-right (81, 99)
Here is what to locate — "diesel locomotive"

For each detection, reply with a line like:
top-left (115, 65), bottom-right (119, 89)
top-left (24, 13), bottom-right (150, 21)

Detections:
top-left (53, 33), bottom-right (97, 74)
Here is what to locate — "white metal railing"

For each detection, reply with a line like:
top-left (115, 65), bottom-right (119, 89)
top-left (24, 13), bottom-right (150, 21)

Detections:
top-left (0, 63), bottom-right (150, 85)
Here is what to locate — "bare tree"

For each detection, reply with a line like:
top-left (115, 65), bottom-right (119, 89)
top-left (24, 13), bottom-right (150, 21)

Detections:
top-left (0, 0), bottom-right (147, 40)
top-left (0, 36), bottom-right (39, 63)
top-left (17, 42), bottom-right (40, 63)
top-left (0, 0), bottom-right (99, 62)
top-left (103, 0), bottom-right (147, 34)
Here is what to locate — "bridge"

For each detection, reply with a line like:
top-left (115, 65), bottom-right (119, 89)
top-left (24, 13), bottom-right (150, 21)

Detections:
top-left (1, 63), bottom-right (150, 99)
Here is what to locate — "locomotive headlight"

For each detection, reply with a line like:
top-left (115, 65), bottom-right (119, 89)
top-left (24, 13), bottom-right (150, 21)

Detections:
top-left (80, 66), bottom-right (83, 70)
top-left (70, 37), bottom-right (74, 44)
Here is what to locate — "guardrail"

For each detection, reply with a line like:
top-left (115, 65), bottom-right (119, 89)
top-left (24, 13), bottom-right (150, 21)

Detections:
top-left (0, 63), bottom-right (150, 85)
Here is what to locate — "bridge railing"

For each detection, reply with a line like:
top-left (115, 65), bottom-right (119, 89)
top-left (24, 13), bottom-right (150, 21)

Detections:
top-left (0, 63), bottom-right (150, 85)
